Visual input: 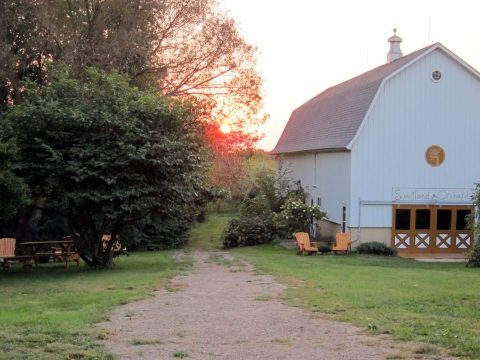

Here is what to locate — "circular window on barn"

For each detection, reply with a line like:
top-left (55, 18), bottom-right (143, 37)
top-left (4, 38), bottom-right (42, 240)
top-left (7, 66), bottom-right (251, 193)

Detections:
top-left (431, 70), bottom-right (442, 82)
top-left (425, 145), bottom-right (445, 166)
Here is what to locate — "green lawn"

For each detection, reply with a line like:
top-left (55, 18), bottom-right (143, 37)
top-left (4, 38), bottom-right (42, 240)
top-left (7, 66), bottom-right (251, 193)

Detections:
top-left (188, 213), bottom-right (233, 250)
top-left (0, 251), bottom-right (190, 360)
top-left (3, 213), bottom-right (478, 359)
top-left (233, 245), bottom-right (480, 359)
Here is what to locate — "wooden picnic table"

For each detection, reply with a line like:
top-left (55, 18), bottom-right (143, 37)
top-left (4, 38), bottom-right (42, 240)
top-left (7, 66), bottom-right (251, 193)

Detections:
top-left (20, 240), bottom-right (80, 268)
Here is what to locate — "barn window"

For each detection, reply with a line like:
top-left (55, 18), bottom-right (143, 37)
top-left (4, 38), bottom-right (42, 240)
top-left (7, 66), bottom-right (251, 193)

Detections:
top-left (415, 209), bottom-right (431, 229)
top-left (431, 70), bottom-right (442, 81)
top-left (395, 209), bottom-right (410, 230)
top-left (456, 209), bottom-right (471, 230)
top-left (436, 209), bottom-right (452, 230)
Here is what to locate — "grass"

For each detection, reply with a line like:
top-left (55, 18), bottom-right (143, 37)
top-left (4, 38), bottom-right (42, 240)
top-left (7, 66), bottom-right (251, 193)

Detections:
top-left (233, 245), bottom-right (480, 359)
top-left (6, 211), bottom-right (475, 358)
top-left (173, 351), bottom-right (189, 358)
top-left (132, 338), bottom-right (164, 346)
top-left (0, 251), bottom-right (191, 359)
top-left (188, 213), bottom-right (234, 250)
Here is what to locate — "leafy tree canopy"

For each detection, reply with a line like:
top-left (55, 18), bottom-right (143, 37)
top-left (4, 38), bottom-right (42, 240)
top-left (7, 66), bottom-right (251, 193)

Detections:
top-left (0, 0), bottom-right (265, 148)
top-left (0, 0), bottom-right (266, 205)
top-left (1, 64), bottom-right (211, 267)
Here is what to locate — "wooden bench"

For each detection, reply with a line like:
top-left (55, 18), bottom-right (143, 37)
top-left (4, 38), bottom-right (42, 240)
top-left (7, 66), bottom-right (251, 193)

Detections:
top-left (294, 232), bottom-right (319, 256)
top-left (333, 232), bottom-right (352, 255)
top-left (0, 238), bottom-right (33, 271)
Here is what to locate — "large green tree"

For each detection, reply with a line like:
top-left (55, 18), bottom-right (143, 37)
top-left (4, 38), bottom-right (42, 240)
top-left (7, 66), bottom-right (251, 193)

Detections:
top-left (1, 0), bottom-right (265, 213)
top-left (2, 65), bottom-right (210, 267)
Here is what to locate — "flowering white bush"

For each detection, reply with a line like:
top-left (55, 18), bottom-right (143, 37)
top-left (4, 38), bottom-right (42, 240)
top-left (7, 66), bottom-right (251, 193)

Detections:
top-left (273, 197), bottom-right (327, 236)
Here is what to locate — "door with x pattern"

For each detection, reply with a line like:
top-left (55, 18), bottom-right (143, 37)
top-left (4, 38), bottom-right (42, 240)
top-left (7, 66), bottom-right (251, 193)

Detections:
top-left (392, 205), bottom-right (474, 255)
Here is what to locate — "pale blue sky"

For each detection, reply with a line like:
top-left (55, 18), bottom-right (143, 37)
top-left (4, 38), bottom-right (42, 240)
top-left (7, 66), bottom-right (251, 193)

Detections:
top-left (220, 0), bottom-right (480, 150)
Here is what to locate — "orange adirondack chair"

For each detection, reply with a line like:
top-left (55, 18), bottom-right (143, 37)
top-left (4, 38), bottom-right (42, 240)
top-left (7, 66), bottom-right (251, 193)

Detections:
top-left (333, 232), bottom-right (352, 255)
top-left (294, 232), bottom-right (319, 256)
top-left (0, 238), bottom-right (33, 270)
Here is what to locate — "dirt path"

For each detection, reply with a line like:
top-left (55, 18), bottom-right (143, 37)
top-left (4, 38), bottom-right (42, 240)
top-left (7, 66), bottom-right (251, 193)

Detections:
top-left (98, 251), bottom-right (451, 359)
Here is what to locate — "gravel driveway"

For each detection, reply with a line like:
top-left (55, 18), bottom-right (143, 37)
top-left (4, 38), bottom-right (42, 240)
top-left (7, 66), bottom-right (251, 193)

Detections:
top-left (98, 251), bottom-right (453, 359)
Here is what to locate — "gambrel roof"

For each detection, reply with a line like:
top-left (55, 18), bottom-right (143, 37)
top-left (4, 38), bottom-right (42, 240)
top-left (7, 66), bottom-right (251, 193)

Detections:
top-left (272, 43), bottom-right (452, 154)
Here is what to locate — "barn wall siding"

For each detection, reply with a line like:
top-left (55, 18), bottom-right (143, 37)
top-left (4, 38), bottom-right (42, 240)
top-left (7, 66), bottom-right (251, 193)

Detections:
top-left (350, 48), bottom-right (480, 227)
top-left (282, 151), bottom-right (351, 225)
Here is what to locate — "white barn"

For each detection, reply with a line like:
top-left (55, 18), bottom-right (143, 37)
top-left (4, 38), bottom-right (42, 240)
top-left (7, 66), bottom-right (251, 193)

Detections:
top-left (272, 31), bottom-right (480, 256)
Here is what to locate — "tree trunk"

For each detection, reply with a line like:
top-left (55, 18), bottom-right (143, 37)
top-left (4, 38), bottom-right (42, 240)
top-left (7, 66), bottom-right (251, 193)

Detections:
top-left (75, 232), bottom-right (115, 268)
top-left (102, 249), bottom-right (114, 268)
top-left (15, 198), bottom-right (46, 243)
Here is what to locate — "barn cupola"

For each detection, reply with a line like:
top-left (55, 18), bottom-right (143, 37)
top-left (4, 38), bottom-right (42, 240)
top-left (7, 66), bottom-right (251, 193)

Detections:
top-left (387, 28), bottom-right (403, 63)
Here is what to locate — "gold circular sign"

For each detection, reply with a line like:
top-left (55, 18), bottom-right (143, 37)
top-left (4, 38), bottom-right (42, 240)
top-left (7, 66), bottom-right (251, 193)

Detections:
top-left (425, 145), bottom-right (445, 167)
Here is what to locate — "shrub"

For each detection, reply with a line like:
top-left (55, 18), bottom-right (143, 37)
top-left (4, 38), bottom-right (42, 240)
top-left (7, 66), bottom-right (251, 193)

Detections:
top-left (240, 194), bottom-right (272, 218)
top-left (468, 183), bottom-right (480, 267)
top-left (466, 241), bottom-right (480, 267)
top-left (222, 166), bottom-right (311, 248)
top-left (318, 243), bottom-right (332, 254)
top-left (247, 165), bottom-right (306, 214)
top-left (222, 216), bottom-right (275, 249)
top-left (356, 241), bottom-right (397, 256)
top-left (273, 197), bottom-right (327, 237)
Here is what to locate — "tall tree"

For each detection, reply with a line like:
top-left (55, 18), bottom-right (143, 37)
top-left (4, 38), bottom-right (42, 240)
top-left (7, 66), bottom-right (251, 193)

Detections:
top-left (2, 65), bottom-right (210, 267)
top-left (0, 0), bottom-right (265, 239)
top-left (1, 0), bottom-right (265, 140)
top-left (146, 0), bottom-right (264, 126)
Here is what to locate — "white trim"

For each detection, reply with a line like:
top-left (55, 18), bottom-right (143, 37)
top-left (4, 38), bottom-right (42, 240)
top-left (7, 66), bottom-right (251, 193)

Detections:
top-left (360, 200), bottom-right (474, 206)
top-left (437, 43), bottom-right (480, 79)
top-left (321, 218), bottom-right (342, 226)
top-left (346, 43), bottom-right (480, 150)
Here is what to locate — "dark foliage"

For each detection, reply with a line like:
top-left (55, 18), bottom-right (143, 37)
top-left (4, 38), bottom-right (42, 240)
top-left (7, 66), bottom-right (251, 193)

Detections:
top-left (1, 65), bottom-right (211, 267)
top-left (0, 140), bottom-right (29, 222)
top-left (356, 242), bottom-right (398, 256)
top-left (465, 241), bottom-right (480, 267)
top-left (466, 184), bottom-right (480, 267)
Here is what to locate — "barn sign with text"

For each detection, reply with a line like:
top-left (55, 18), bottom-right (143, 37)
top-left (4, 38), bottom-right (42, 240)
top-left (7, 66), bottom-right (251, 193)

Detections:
top-left (392, 188), bottom-right (474, 204)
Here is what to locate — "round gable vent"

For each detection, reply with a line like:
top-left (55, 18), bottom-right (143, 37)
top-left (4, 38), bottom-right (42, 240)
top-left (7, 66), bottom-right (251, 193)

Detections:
top-left (431, 70), bottom-right (442, 82)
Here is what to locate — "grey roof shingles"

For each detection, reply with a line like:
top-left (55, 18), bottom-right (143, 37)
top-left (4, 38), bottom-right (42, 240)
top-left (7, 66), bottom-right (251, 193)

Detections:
top-left (272, 44), bottom-right (438, 154)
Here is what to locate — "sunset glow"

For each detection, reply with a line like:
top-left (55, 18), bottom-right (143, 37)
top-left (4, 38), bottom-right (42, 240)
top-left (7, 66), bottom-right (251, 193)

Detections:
top-left (220, 123), bottom-right (232, 134)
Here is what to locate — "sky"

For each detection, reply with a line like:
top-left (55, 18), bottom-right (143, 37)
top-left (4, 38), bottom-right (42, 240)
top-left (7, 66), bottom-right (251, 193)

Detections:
top-left (220, 0), bottom-right (480, 150)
